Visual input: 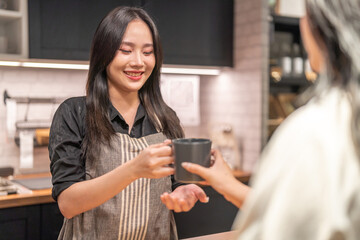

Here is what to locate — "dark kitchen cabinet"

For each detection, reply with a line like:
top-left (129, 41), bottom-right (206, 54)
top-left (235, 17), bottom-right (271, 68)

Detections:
top-left (143, 0), bottom-right (233, 66)
top-left (0, 203), bottom-right (63, 240)
top-left (0, 205), bottom-right (40, 240)
top-left (174, 186), bottom-right (239, 239)
top-left (28, 0), bottom-right (233, 66)
top-left (28, 0), bottom-right (141, 60)
top-left (40, 203), bottom-right (64, 240)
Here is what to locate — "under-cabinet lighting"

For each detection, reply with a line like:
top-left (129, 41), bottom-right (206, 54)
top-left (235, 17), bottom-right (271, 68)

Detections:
top-left (0, 61), bottom-right (21, 67)
top-left (0, 60), bottom-right (221, 75)
top-left (21, 62), bottom-right (89, 70)
top-left (161, 67), bottom-right (220, 75)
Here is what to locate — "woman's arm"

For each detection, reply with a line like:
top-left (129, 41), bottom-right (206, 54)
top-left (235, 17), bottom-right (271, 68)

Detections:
top-left (181, 149), bottom-right (250, 209)
top-left (50, 100), bottom-right (175, 219)
top-left (58, 142), bottom-right (174, 219)
top-left (58, 160), bottom-right (136, 219)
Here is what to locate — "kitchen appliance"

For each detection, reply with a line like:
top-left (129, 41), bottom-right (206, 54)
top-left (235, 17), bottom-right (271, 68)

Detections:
top-left (0, 177), bottom-right (17, 195)
top-left (11, 176), bottom-right (52, 190)
top-left (0, 177), bottom-right (32, 196)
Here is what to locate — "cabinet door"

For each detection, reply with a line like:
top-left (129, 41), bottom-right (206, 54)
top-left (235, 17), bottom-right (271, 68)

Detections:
top-left (28, 0), bottom-right (141, 60)
top-left (0, 205), bottom-right (40, 240)
top-left (29, 0), bottom-right (234, 66)
top-left (173, 186), bottom-right (238, 239)
top-left (40, 203), bottom-right (63, 240)
top-left (143, 0), bottom-right (233, 66)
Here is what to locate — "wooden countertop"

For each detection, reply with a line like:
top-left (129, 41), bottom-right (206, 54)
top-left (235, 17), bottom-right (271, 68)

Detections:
top-left (0, 172), bottom-right (54, 209)
top-left (181, 230), bottom-right (237, 240)
top-left (0, 170), bottom-right (250, 209)
top-left (232, 169), bottom-right (251, 183)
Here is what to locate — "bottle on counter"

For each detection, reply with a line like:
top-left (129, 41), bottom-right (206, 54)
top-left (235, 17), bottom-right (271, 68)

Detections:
top-left (280, 42), bottom-right (292, 77)
top-left (292, 43), bottom-right (304, 77)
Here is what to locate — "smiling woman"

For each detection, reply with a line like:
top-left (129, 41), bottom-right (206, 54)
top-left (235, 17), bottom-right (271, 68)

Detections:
top-left (48, 6), bottom-right (209, 240)
top-left (107, 19), bottom-right (156, 108)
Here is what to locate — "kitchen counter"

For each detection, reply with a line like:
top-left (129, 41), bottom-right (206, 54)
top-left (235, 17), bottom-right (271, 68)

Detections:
top-left (0, 170), bottom-right (250, 209)
top-left (0, 172), bottom-right (53, 209)
top-left (182, 230), bottom-right (237, 240)
top-left (232, 170), bottom-right (251, 183)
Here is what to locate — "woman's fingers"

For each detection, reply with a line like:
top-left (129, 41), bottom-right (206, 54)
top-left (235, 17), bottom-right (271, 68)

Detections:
top-left (149, 145), bottom-right (172, 157)
top-left (178, 199), bottom-right (191, 212)
top-left (153, 166), bottom-right (174, 177)
top-left (193, 188), bottom-right (209, 203)
top-left (163, 139), bottom-right (172, 145)
top-left (161, 192), bottom-right (187, 212)
top-left (181, 162), bottom-right (207, 176)
top-left (181, 162), bottom-right (213, 184)
top-left (160, 192), bottom-right (173, 210)
top-left (156, 156), bottom-right (174, 167)
top-left (197, 181), bottom-right (210, 186)
top-left (212, 149), bottom-right (222, 160)
top-left (160, 193), bottom-right (185, 212)
top-left (149, 139), bottom-right (172, 149)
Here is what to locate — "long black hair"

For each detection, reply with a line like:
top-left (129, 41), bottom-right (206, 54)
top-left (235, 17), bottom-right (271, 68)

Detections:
top-left (83, 6), bottom-right (184, 159)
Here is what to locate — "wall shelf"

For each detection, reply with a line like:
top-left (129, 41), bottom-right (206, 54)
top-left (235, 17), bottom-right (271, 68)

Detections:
top-left (268, 14), bottom-right (313, 138)
top-left (0, 10), bottom-right (22, 20)
top-left (0, 0), bottom-right (28, 59)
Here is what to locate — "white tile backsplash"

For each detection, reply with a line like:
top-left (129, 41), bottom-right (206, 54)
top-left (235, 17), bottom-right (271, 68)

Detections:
top-left (0, 67), bottom-right (87, 174)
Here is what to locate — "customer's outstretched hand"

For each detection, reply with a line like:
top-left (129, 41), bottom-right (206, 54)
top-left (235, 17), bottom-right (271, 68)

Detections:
top-left (181, 150), bottom-right (234, 194)
top-left (160, 184), bottom-right (208, 212)
top-left (182, 149), bottom-right (250, 208)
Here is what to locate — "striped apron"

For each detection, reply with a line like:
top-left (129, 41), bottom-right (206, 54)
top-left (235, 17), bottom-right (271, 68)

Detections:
top-left (57, 132), bottom-right (178, 240)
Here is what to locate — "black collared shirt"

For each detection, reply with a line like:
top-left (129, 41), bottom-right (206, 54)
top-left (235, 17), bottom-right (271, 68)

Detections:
top-left (49, 96), bottom-right (164, 200)
top-left (108, 97), bottom-right (158, 138)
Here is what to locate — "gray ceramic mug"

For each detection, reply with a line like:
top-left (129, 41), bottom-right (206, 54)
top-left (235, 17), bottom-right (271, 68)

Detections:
top-left (172, 138), bottom-right (212, 183)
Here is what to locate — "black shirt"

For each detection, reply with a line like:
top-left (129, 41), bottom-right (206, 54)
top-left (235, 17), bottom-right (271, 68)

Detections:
top-left (49, 96), bottom-right (180, 201)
